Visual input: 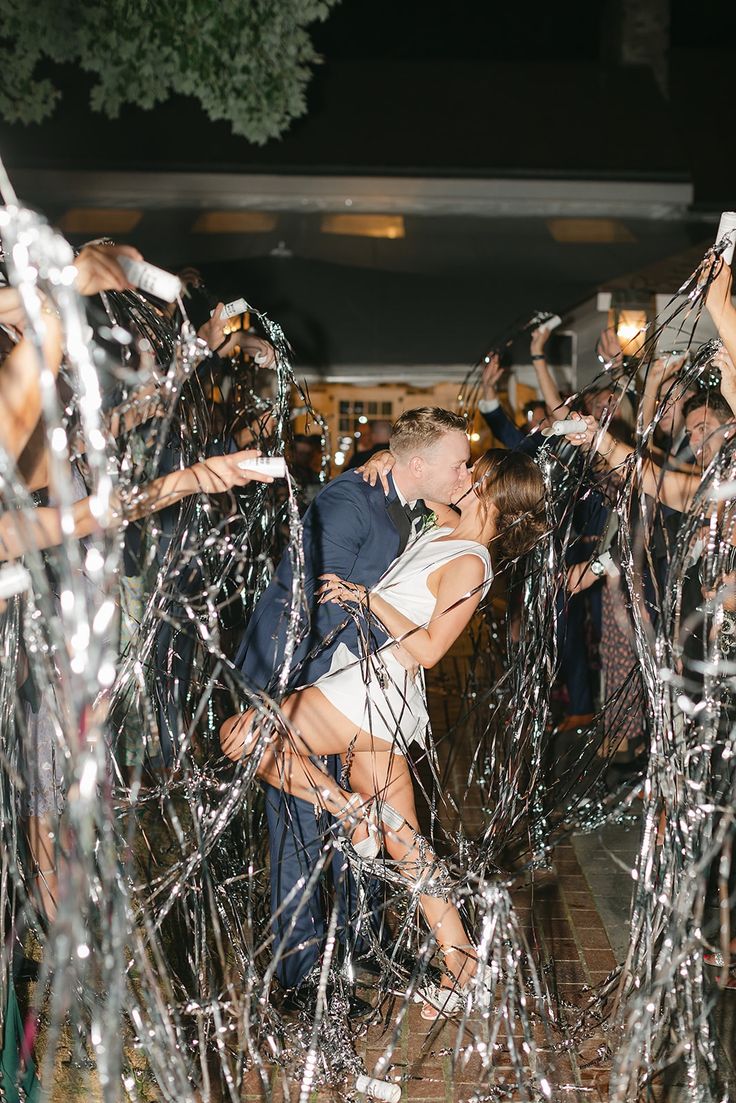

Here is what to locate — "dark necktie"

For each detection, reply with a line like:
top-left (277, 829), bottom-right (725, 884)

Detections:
top-left (405, 501), bottom-right (429, 542)
top-left (406, 501), bottom-right (426, 525)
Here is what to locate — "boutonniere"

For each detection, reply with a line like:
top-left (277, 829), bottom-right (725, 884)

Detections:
top-left (420, 511), bottom-right (438, 535)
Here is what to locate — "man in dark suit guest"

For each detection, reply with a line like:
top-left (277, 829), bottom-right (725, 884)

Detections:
top-left (346, 419), bottom-right (392, 469)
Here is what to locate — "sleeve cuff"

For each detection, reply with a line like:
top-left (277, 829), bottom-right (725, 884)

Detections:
top-left (478, 398), bottom-right (500, 414)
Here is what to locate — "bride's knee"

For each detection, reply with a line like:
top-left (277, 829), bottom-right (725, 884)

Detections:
top-left (219, 710), bottom-right (255, 762)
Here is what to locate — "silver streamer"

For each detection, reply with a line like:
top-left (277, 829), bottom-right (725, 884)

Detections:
top-left (2, 156), bottom-right (736, 1103)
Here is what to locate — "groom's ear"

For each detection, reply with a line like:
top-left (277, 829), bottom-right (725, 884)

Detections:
top-left (407, 454), bottom-right (424, 477)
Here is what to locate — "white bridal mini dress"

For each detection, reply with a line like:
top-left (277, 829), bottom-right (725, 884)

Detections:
top-left (313, 527), bottom-right (492, 754)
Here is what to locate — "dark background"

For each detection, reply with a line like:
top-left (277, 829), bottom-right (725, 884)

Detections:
top-left (0, 0), bottom-right (732, 370)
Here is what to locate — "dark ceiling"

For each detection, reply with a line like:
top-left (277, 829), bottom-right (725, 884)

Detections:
top-left (0, 0), bottom-right (732, 372)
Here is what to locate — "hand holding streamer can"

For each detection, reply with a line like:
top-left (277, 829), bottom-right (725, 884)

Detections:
top-left (541, 419), bottom-right (587, 438)
top-left (355, 1075), bottom-right (401, 1103)
top-left (715, 212), bottom-right (736, 267)
top-left (220, 297), bottom-right (250, 320)
top-left (536, 314), bottom-right (561, 334)
top-left (237, 456), bottom-right (287, 478)
top-left (117, 257), bottom-right (182, 303)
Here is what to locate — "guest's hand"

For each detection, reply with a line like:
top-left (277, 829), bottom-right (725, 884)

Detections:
top-left (704, 256), bottom-right (733, 324)
top-left (481, 352), bottom-right (503, 398)
top-left (356, 448), bottom-right (394, 494)
top-left (198, 305), bottom-right (276, 365)
top-left (647, 351), bottom-right (686, 390)
top-left (597, 327), bottom-right (623, 371)
top-left (0, 286), bottom-right (25, 329)
top-left (192, 449), bottom-right (274, 493)
top-left (566, 413), bottom-right (598, 447)
top-left (567, 560), bottom-right (601, 594)
top-left (317, 573), bottom-right (367, 606)
top-left (530, 326), bottom-right (550, 358)
top-left (714, 345), bottom-right (736, 413)
top-left (73, 243), bottom-right (142, 295)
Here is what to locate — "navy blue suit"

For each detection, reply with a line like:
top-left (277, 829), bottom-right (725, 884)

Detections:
top-left (236, 471), bottom-right (413, 988)
top-left (480, 403), bottom-right (530, 452)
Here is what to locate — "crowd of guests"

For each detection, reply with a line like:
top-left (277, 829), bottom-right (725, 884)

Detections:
top-left (462, 282), bottom-right (736, 788)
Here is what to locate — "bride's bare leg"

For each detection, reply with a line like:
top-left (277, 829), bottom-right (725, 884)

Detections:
top-left (220, 688), bottom-right (378, 840)
top-left (348, 752), bottom-right (476, 997)
top-left (220, 689), bottom-right (475, 993)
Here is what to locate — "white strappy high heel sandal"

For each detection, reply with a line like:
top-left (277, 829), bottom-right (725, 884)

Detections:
top-left (338, 793), bottom-right (381, 859)
top-left (415, 952), bottom-right (490, 1021)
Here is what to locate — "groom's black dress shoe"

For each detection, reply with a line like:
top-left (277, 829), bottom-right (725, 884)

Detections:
top-left (280, 981), bottom-right (373, 1021)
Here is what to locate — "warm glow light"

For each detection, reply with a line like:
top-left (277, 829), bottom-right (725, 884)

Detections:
top-left (616, 309), bottom-right (648, 354)
top-left (547, 218), bottom-right (636, 244)
top-left (334, 452), bottom-right (345, 466)
top-left (469, 432), bottom-right (481, 442)
top-left (320, 214), bottom-right (405, 239)
top-left (192, 211), bottom-right (278, 233)
top-left (59, 208), bottom-right (142, 234)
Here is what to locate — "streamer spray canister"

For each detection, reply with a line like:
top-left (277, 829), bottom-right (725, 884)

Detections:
top-left (536, 314), bottom-right (561, 334)
top-left (355, 1076), bottom-right (401, 1103)
top-left (716, 212), bottom-right (736, 267)
top-left (237, 456), bottom-right (287, 478)
top-left (117, 257), bottom-right (182, 303)
top-left (0, 563), bottom-right (31, 600)
top-left (540, 419), bottom-right (587, 438)
top-left (220, 298), bottom-right (250, 320)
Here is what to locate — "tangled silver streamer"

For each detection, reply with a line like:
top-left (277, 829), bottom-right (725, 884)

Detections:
top-left (3, 156), bottom-right (736, 1103)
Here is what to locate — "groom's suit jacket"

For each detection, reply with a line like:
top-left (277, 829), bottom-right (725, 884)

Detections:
top-left (235, 470), bottom-right (413, 692)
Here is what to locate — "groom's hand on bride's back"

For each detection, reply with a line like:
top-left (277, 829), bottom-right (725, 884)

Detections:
top-left (355, 449), bottom-right (394, 494)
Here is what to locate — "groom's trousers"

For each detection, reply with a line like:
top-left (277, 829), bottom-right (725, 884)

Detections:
top-left (264, 758), bottom-right (385, 991)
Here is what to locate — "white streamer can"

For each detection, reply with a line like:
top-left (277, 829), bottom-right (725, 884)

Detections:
top-left (355, 1075), bottom-right (401, 1103)
top-left (117, 257), bottom-right (182, 303)
top-left (220, 297), bottom-right (250, 320)
top-left (237, 456), bottom-right (287, 478)
top-left (0, 563), bottom-right (31, 600)
top-left (716, 212), bottom-right (736, 267)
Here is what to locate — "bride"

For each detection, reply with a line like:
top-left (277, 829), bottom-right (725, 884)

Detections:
top-left (220, 448), bottom-right (545, 1017)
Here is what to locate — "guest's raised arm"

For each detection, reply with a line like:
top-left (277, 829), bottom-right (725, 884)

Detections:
top-left (530, 325), bottom-right (568, 416)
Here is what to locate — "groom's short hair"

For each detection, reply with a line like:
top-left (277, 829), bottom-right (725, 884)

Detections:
top-left (390, 407), bottom-right (467, 457)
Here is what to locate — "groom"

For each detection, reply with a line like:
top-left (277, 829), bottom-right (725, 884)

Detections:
top-left (234, 407), bottom-right (471, 1002)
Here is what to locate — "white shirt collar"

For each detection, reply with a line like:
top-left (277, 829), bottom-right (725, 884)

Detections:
top-left (392, 476), bottom-right (416, 510)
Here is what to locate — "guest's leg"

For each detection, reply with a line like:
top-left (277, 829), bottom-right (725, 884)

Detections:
top-left (558, 591), bottom-right (594, 716)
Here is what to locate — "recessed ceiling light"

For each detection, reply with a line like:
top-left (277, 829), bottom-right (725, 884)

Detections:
top-left (320, 214), bottom-right (405, 239)
top-left (547, 219), bottom-right (636, 244)
top-left (191, 211), bottom-right (278, 233)
top-left (59, 208), bottom-right (142, 233)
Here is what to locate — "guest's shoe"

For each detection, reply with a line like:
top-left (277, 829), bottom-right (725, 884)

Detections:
top-left (704, 950), bottom-right (735, 968)
top-left (555, 713), bottom-right (595, 733)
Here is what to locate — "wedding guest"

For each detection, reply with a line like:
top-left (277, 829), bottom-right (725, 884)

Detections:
top-left (346, 419), bottom-right (392, 469)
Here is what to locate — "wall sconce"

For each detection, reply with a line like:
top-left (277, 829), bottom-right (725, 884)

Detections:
top-left (615, 309), bottom-right (648, 356)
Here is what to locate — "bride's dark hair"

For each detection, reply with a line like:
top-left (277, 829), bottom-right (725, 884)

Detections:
top-left (474, 449), bottom-right (547, 559)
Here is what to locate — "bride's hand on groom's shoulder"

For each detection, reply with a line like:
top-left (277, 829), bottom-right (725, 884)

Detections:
top-left (317, 573), bottom-right (367, 607)
top-left (355, 449), bottom-right (394, 494)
